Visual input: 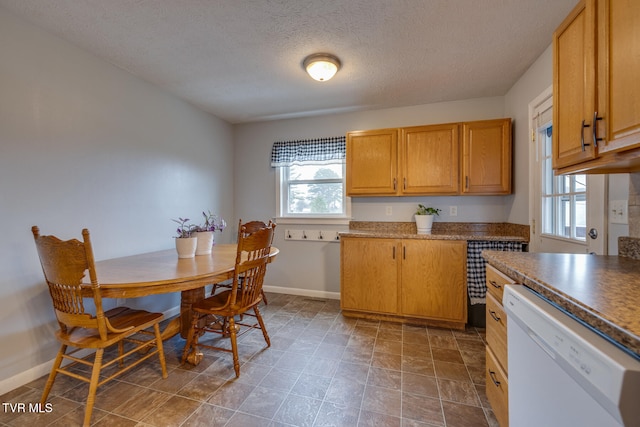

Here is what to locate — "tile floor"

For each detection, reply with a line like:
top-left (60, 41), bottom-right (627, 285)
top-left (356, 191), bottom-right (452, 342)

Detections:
top-left (1, 293), bottom-right (496, 426)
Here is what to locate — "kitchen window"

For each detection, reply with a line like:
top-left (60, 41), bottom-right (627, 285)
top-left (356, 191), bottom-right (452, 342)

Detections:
top-left (529, 85), bottom-right (606, 254)
top-left (540, 126), bottom-right (587, 240)
top-left (272, 137), bottom-right (351, 224)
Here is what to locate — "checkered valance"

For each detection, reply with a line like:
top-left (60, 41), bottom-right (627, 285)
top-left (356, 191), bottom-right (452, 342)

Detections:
top-left (467, 241), bottom-right (524, 305)
top-left (270, 136), bottom-right (345, 167)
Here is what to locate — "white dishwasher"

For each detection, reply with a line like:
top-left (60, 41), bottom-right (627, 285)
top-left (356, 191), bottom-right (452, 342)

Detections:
top-left (503, 285), bottom-right (640, 427)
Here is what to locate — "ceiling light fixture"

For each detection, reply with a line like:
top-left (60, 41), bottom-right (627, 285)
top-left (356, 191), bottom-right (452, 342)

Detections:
top-left (303, 53), bottom-right (341, 82)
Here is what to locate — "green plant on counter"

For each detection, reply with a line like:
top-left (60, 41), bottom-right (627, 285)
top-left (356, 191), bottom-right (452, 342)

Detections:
top-left (415, 204), bottom-right (441, 216)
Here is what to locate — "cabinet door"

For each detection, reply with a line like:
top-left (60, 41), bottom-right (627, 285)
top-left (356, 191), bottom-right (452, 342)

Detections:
top-left (461, 119), bottom-right (512, 195)
top-left (400, 240), bottom-right (467, 322)
top-left (597, 0), bottom-right (640, 154)
top-left (552, 0), bottom-right (598, 169)
top-left (346, 129), bottom-right (398, 196)
top-left (341, 238), bottom-right (399, 314)
top-left (400, 124), bottom-right (459, 194)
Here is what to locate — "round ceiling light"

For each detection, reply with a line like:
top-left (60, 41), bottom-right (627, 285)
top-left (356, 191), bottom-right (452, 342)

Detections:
top-left (303, 53), bottom-right (341, 82)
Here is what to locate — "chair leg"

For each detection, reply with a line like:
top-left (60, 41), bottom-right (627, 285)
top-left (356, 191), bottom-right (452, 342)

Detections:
top-left (228, 317), bottom-right (240, 378)
top-left (83, 348), bottom-right (104, 427)
top-left (254, 306), bottom-right (271, 347)
top-left (153, 323), bottom-right (168, 379)
top-left (41, 344), bottom-right (66, 404)
top-left (261, 289), bottom-right (268, 305)
top-left (118, 341), bottom-right (124, 367)
top-left (181, 313), bottom-right (200, 364)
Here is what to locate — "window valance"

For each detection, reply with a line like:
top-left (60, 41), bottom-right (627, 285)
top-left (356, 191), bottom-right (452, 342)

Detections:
top-left (270, 136), bottom-right (345, 167)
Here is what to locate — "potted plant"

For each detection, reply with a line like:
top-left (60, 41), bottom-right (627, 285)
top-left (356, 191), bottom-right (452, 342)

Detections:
top-left (172, 217), bottom-right (198, 258)
top-left (415, 204), bottom-right (441, 234)
top-left (193, 211), bottom-right (226, 255)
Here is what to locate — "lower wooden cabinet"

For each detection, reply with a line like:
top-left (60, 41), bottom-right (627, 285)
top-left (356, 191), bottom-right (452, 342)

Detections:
top-left (486, 347), bottom-right (509, 427)
top-left (485, 264), bottom-right (518, 426)
top-left (341, 238), bottom-right (399, 314)
top-left (341, 237), bottom-right (467, 329)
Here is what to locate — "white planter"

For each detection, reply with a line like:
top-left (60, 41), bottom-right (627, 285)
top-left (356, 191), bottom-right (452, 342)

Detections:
top-left (415, 214), bottom-right (435, 234)
top-left (175, 237), bottom-right (197, 258)
top-left (194, 231), bottom-right (214, 255)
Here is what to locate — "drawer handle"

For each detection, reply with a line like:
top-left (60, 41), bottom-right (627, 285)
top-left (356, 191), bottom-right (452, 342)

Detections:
top-left (489, 280), bottom-right (501, 289)
top-left (489, 310), bottom-right (501, 322)
top-left (489, 370), bottom-right (501, 387)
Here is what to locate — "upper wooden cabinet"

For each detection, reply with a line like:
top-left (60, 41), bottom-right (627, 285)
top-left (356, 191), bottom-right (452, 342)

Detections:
top-left (346, 128), bottom-right (398, 195)
top-left (346, 119), bottom-right (511, 196)
top-left (462, 119), bottom-right (512, 195)
top-left (553, 0), bottom-right (640, 174)
top-left (401, 124), bottom-right (459, 195)
top-left (553, 0), bottom-right (598, 169)
top-left (596, 0), bottom-right (640, 154)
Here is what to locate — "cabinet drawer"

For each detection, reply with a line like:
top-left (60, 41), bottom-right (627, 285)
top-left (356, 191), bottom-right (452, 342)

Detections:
top-left (486, 293), bottom-right (508, 373)
top-left (486, 347), bottom-right (509, 427)
top-left (486, 264), bottom-right (516, 302)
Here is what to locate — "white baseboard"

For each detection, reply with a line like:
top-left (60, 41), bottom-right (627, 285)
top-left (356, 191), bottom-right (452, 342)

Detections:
top-left (262, 285), bottom-right (340, 300)
top-left (0, 305), bottom-right (182, 396)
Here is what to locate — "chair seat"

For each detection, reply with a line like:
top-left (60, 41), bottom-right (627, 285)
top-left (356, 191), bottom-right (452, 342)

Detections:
top-left (192, 290), bottom-right (262, 317)
top-left (55, 307), bottom-right (164, 349)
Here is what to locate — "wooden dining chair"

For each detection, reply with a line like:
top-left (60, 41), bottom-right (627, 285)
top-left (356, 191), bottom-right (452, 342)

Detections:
top-left (210, 220), bottom-right (271, 304)
top-left (32, 226), bottom-right (168, 427)
top-left (182, 220), bottom-right (276, 377)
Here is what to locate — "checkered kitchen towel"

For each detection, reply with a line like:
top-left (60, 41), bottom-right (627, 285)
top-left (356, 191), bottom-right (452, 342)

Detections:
top-left (467, 241), bottom-right (523, 305)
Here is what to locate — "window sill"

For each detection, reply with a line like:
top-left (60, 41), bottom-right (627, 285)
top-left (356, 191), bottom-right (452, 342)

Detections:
top-left (274, 217), bottom-right (352, 226)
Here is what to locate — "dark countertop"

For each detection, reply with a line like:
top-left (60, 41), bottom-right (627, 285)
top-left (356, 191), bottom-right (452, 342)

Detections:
top-left (340, 230), bottom-right (527, 241)
top-left (482, 251), bottom-right (640, 358)
top-left (341, 221), bottom-right (530, 242)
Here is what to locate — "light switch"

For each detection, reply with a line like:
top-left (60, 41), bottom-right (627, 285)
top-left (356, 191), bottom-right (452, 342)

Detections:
top-left (610, 200), bottom-right (628, 224)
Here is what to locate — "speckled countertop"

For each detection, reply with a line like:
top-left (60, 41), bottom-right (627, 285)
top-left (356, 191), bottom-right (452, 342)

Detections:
top-left (482, 251), bottom-right (640, 358)
top-left (340, 221), bottom-right (530, 242)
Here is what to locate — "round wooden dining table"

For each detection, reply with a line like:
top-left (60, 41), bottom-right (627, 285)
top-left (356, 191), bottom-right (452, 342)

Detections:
top-left (90, 244), bottom-right (279, 342)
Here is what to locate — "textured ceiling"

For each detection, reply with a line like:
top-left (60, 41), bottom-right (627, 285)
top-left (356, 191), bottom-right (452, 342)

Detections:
top-left (0, 0), bottom-right (578, 124)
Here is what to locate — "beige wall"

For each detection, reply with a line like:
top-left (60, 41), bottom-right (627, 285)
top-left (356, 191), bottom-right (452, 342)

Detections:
top-left (235, 97), bottom-right (511, 297)
top-left (0, 8), bottom-right (234, 390)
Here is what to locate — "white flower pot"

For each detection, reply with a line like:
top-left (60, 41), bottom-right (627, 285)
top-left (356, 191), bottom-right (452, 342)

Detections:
top-left (415, 214), bottom-right (435, 234)
top-left (194, 231), bottom-right (214, 255)
top-left (175, 237), bottom-right (197, 258)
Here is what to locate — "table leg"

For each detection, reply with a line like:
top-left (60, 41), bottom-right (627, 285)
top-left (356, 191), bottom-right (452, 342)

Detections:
top-left (180, 287), bottom-right (205, 338)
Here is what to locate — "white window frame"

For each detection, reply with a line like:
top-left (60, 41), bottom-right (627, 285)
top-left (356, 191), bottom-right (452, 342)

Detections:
top-left (275, 161), bottom-right (351, 225)
top-left (539, 126), bottom-right (587, 242)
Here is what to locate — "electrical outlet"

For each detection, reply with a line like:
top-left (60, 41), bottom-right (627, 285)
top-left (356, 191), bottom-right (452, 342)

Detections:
top-left (450, 206), bottom-right (458, 216)
top-left (385, 206), bottom-right (393, 216)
